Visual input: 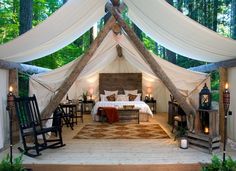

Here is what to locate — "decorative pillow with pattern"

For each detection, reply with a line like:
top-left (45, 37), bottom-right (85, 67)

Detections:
top-left (106, 94), bottom-right (116, 101)
top-left (128, 94), bottom-right (138, 101)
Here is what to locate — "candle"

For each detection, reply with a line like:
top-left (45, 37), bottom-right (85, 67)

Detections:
top-left (204, 127), bottom-right (209, 134)
top-left (225, 83), bottom-right (229, 90)
top-left (180, 139), bottom-right (188, 149)
top-left (9, 86), bottom-right (13, 93)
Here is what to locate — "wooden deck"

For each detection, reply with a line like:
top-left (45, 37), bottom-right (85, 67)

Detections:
top-left (1, 113), bottom-right (236, 170)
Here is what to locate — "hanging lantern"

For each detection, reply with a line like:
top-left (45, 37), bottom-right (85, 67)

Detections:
top-left (199, 83), bottom-right (211, 110)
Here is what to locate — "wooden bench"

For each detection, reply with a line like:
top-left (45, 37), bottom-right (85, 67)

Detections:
top-left (117, 108), bottom-right (140, 124)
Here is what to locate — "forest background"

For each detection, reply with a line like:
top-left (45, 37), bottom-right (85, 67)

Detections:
top-left (1, 0), bottom-right (236, 100)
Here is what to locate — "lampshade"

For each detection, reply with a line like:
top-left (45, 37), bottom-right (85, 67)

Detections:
top-left (147, 87), bottom-right (152, 94)
top-left (89, 88), bottom-right (94, 95)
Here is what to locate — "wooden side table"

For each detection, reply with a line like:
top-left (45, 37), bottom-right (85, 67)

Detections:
top-left (82, 100), bottom-right (95, 114)
top-left (144, 100), bottom-right (157, 113)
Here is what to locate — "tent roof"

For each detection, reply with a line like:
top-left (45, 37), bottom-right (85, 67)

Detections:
top-left (0, 0), bottom-right (236, 63)
top-left (31, 31), bottom-right (208, 103)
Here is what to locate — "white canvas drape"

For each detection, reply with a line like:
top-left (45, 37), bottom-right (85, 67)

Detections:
top-left (228, 67), bottom-right (236, 142)
top-left (0, 69), bottom-right (9, 149)
top-left (1, 0), bottom-right (236, 63)
top-left (29, 32), bottom-right (209, 113)
top-left (125, 0), bottom-right (236, 62)
top-left (0, 0), bottom-right (106, 62)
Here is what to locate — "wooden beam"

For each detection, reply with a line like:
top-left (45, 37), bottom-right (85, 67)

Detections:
top-left (41, 17), bottom-right (116, 119)
top-left (0, 59), bottom-right (50, 74)
top-left (219, 67), bottom-right (227, 142)
top-left (8, 69), bottom-right (19, 144)
top-left (106, 3), bottom-right (196, 117)
top-left (189, 58), bottom-right (236, 73)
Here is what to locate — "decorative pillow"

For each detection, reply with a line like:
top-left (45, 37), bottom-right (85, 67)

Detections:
top-left (116, 94), bottom-right (128, 101)
top-left (100, 94), bottom-right (107, 101)
top-left (106, 94), bottom-right (116, 101)
top-left (104, 90), bottom-right (118, 96)
top-left (128, 94), bottom-right (138, 101)
top-left (124, 90), bottom-right (138, 95)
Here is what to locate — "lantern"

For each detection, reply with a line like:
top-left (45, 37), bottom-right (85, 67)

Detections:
top-left (199, 83), bottom-right (211, 110)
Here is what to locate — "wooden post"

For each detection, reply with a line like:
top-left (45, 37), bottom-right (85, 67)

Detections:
top-left (8, 69), bottom-right (19, 144)
top-left (219, 67), bottom-right (227, 142)
top-left (106, 3), bottom-right (196, 117)
top-left (41, 17), bottom-right (116, 119)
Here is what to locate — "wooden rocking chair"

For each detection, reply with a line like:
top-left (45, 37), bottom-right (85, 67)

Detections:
top-left (14, 95), bottom-right (65, 157)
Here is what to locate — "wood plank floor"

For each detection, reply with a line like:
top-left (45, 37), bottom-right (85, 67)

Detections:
top-left (1, 113), bottom-right (236, 168)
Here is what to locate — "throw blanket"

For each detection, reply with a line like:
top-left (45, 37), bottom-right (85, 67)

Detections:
top-left (97, 107), bottom-right (119, 124)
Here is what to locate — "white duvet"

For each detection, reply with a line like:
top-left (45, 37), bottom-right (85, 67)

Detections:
top-left (91, 101), bottom-right (153, 116)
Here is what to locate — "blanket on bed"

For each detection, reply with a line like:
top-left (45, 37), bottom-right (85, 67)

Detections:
top-left (97, 107), bottom-right (119, 124)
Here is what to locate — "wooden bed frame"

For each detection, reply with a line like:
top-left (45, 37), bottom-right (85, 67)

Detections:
top-left (98, 73), bottom-right (149, 122)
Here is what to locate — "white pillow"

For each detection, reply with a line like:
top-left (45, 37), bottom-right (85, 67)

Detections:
top-left (104, 90), bottom-right (118, 96)
top-left (124, 90), bottom-right (138, 95)
top-left (100, 94), bottom-right (108, 101)
top-left (116, 94), bottom-right (128, 101)
top-left (134, 93), bottom-right (141, 101)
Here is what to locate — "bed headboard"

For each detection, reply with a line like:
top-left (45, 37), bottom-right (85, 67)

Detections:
top-left (99, 73), bottom-right (142, 94)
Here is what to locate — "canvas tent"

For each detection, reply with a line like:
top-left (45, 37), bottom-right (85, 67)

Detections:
top-left (29, 31), bottom-right (210, 113)
top-left (1, 0), bottom-right (236, 149)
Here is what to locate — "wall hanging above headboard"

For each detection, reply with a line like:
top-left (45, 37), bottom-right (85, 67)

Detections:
top-left (99, 73), bottom-right (142, 94)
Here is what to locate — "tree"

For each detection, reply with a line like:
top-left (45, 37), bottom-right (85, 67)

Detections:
top-left (231, 0), bottom-right (236, 39)
top-left (19, 0), bottom-right (33, 35)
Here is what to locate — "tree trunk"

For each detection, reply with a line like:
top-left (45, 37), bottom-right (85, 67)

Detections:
top-left (106, 4), bottom-right (196, 118)
top-left (132, 23), bottom-right (143, 41)
top-left (231, 0), bottom-right (236, 39)
top-left (19, 0), bottom-right (33, 35)
top-left (166, 49), bottom-right (177, 64)
top-left (89, 27), bottom-right (94, 45)
top-left (213, 0), bottom-right (218, 32)
top-left (41, 17), bottom-right (116, 119)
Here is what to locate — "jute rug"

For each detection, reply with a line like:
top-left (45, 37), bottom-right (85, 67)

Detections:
top-left (73, 124), bottom-right (170, 139)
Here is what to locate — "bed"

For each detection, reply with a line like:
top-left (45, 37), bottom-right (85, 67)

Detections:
top-left (91, 73), bottom-right (153, 122)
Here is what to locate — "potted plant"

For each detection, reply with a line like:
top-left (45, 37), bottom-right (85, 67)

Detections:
top-left (82, 91), bottom-right (88, 102)
top-left (174, 126), bottom-right (188, 149)
top-left (0, 154), bottom-right (32, 171)
top-left (201, 155), bottom-right (236, 171)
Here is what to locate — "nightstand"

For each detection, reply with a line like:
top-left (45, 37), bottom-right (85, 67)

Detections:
top-left (144, 100), bottom-right (157, 114)
top-left (82, 100), bottom-right (95, 114)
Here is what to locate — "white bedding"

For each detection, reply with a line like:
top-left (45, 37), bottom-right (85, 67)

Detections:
top-left (91, 101), bottom-right (153, 116)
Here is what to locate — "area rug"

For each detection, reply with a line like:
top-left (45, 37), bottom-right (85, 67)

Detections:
top-left (73, 124), bottom-right (170, 139)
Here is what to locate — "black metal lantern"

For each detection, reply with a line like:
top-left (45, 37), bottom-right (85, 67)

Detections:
top-left (199, 83), bottom-right (211, 110)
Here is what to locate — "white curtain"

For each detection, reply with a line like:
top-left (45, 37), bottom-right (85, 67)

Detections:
top-left (0, 69), bottom-right (9, 149)
top-left (228, 67), bottom-right (236, 141)
top-left (125, 0), bottom-right (236, 62)
top-left (29, 32), bottom-right (209, 113)
top-left (0, 0), bottom-right (106, 62)
top-left (1, 0), bottom-right (236, 63)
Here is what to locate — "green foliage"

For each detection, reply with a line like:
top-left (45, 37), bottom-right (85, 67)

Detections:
top-left (0, 154), bottom-right (25, 171)
top-left (18, 73), bottom-right (29, 97)
top-left (174, 126), bottom-right (187, 139)
top-left (202, 155), bottom-right (236, 171)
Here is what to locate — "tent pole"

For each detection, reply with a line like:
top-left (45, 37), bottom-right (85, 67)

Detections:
top-left (106, 3), bottom-right (196, 129)
top-left (41, 17), bottom-right (116, 119)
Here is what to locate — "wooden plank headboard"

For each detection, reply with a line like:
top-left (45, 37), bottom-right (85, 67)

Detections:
top-left (99, 73), bottom-right (142, 94)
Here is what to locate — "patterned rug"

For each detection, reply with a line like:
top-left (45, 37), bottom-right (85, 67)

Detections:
top-left (73, 124), bottom-right (170, 139)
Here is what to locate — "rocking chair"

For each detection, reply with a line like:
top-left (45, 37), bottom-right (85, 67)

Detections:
top-left (14, 95), bottom-right (65, 157)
